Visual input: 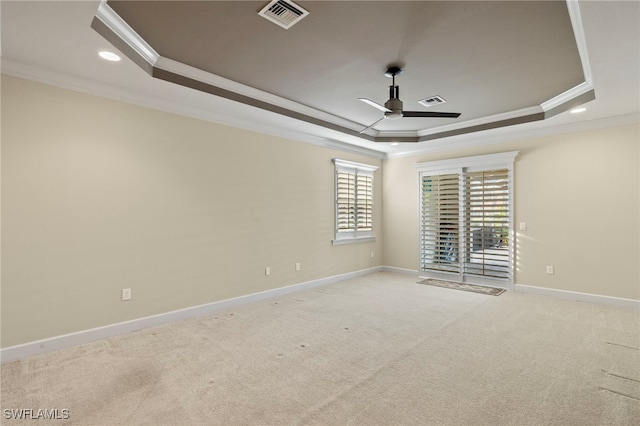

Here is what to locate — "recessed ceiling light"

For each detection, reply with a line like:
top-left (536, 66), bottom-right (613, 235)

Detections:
top-left (98, 51), bottom-right (121, 62)
top-left (390, 142), bottom-right (400, 146)
top-left (570, 107), bottom-right (586, 114)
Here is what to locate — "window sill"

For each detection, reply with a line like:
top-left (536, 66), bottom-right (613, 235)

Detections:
top-left (332, 236), bottom-right (376, 246)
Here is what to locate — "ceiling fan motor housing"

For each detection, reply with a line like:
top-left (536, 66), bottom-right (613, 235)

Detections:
top-left (384, 93), bottom-right (403, 118)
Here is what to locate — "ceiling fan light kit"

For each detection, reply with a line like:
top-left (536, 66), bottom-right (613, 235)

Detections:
top-left (359, 66), bottom-right (461, 137)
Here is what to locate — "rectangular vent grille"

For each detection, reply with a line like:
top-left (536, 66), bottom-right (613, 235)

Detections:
top-left (419, 95), bottom-right (447, 108)
top-left (259, 0), bottom-right (309, 29)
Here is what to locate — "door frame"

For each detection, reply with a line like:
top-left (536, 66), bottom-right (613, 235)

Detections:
top-left (414, 151), bottom-right (519, 289)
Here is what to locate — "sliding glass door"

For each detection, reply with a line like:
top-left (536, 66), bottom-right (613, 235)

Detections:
top-left (416, 152), bottom-right (518, 288)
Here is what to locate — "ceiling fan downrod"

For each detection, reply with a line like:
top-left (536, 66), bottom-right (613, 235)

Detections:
top-left (385, 66), bottom-right (403, 118)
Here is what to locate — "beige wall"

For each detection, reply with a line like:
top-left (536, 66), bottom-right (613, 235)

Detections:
top-left (2, 75), bottom-right (638, 349)
top-left (383, 124), bottom-right (640, 300)
top-left (1, 76), bottom-right (383, 347)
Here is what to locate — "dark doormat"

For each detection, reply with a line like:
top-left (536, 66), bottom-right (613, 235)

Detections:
top-left (417, 278), bottom-right (506, 296)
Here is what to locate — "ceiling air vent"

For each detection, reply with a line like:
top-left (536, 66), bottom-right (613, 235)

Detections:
top-left (259, 0), bottom-right (309, 29)
top-left (418, 95), bottom-right (447, 108)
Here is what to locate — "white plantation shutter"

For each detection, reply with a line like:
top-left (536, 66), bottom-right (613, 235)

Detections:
top-left (421, 173), bottom-right (461, 274)
top-left (333, 159), bottom-right (378, 243)
top-left (336, 170), bottom-right (355, 232)
top-left (356, 173), bottom-right (373, 231)
top-left (463, 169), bottom-right (511, 279)
top-left (415, 152), bottom-right (518, 287)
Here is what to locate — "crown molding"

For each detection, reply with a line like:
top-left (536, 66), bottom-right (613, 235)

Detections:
top-left (4, 58), bottom-right (636, 163)
top-left (94, 0), bottom-right (159, 66)
top-left (566, 0), bottom-right (593, 85)
top-left (415, 106), bottom-right (542, 138)
top-left (385, 113), bottom-right (639, 159)
top-left (155, 57), bottom-right (363, 133)
top-left (1, 60), bottom-right (385, 160)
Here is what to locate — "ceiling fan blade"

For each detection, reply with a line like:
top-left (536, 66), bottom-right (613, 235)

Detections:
top-left (402, 111), bottom-right (461, 118)
top-left (359, 98), bottom-right (392, 113)
top-left (359, 116), bottom-right (386, 134)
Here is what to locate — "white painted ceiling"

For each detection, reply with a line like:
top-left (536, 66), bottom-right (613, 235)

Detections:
top-left (2, 1), bottom-right (638, 157)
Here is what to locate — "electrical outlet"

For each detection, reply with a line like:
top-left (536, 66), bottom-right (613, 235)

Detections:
top-left (519, 222), bottom-right (527, 231)
top-left (295, 262), bottom-right (301, 271)
top-left (265, 267), bottom-right (271, 276)
top-left (546, 266), bottom-right (554, 275)
top-left (370, 251), bottom-right (374, 259)
top-left (122, 288), bottom-right (131, 301)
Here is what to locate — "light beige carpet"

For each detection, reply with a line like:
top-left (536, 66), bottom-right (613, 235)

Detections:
top-left (1, 272), bottom-right (639, 425)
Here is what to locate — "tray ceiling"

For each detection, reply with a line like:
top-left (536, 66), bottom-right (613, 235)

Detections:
top-left (93, 0), bottom-right (592, 143)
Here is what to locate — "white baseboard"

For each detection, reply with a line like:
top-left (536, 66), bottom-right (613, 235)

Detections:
top-left (514, 284), bottom-right (640, 310)
top-left (1, 266), bottom-right (383, 363)
top-left (6, 268), bottom-right (634, 363)
top-left (382, 266), bottom-right (419, 275)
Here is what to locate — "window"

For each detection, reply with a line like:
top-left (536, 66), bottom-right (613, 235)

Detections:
top-left (415, 151), bottom-right (518, 287)
top-left (333, 159), bottom-right (378, 245)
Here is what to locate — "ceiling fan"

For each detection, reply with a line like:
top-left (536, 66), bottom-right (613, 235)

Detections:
top-left (359, 66), bottom-right (461, 134)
